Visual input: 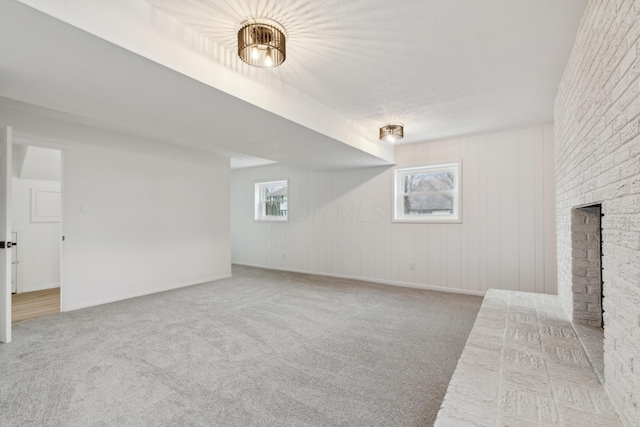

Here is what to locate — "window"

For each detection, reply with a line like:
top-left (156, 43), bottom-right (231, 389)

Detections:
top-left (394, 163), bottom-right (460, 222)
top-left (255, 180), bottom-right (288, 221)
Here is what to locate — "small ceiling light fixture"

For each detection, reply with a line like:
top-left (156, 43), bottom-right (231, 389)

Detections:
top-left (379, 124), bottom-right (404, 142)
top-left (238, 20), bottom-right (286, 68)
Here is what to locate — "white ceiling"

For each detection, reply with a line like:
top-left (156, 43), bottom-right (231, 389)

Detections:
top-left (0, 0), bottom-right (586, 169)
top-left (146, 0), bottom-right (587, 143)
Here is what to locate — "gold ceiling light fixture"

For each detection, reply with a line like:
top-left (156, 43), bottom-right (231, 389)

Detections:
top-left (379, 124), bottom-right (404, 143)
top-left (238, 19), bottom-right (286, 68)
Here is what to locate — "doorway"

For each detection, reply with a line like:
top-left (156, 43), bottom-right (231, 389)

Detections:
top-left (10, 143), bottom-right (62, 323)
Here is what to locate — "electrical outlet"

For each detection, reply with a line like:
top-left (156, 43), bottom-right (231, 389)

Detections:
top-left (409, 263), bottom-right (415, 270)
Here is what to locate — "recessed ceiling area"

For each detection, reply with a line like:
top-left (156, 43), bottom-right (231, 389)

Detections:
top-left (1, 0), bottom-right (586, 169)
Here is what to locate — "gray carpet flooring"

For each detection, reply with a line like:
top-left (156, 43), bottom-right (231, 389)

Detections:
top-left (0, 265), bottom-right (482, 427)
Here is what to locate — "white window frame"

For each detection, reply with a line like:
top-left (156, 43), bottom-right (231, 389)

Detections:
top-left (393, 162), bottom-right (461, 223)
top-left (254, 179), bottom-right (288, 222)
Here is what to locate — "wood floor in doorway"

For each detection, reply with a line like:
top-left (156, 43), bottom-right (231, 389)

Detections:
top-left (12, 288), bottom-right (60, 323)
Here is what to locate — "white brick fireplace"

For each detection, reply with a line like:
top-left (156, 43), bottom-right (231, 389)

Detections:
top-left (555, 1), bottom-right (640, 425)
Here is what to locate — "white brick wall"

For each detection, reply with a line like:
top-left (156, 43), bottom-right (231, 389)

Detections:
top-left (555, 1), bottom-right (640, 425)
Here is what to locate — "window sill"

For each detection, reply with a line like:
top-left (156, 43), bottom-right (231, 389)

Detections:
top-left (392, 218), bottom-right (462, 224)
top-left (255, 218), bottom-right (289, 223)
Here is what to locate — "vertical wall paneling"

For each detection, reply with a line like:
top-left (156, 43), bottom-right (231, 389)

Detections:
top-left (459, 140), bottom-right (470, 291)
top-left (358, 171), bottom-right (371, 279)
top-left (499, 131), bottom-right (520, 290)
top-left (446, 140), bottom-right (462, 289)
top-left (533, 126), bottom-right (546, 294)
top-left (542, 125), bottom-right (557, 294)
top-left (486, 134), bottom-right (502, 289)
top-left (427, 224), bottom-right (442, 288)
top-left (231, 123), bottom-right (556, 295)
top-left (478, 135), bottom-right (489, 292)
top-left (373, 169), bottom-right (389, 280)
top-left (466, 137), bottom-right (481, 292)
top-left (518, 127), bottom-right (536, 292)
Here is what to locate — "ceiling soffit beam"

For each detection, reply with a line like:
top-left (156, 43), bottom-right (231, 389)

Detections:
top-left (16, 0), bottom-right (394, 164)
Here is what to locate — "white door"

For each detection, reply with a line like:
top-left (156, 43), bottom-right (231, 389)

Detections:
top-left (11, 232), bottom-right (17, 294)
top-left (0, 126), bottom-right (13, 343)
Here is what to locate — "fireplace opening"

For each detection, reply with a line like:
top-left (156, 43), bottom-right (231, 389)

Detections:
top-left (598, 205), bottom-right (604, 329)
top-left (571, 204), bottom-right (603, 328)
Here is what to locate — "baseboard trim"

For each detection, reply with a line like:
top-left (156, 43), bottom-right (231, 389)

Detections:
top-left (232, 262), bottom-right (486, 297)
top-left (62, 274), bottom-right (233, 312)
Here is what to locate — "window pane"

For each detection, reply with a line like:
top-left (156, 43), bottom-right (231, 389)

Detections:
top-left (263, 185), bottom-right (287, 198)
top-left (265, 201), bottom-right (282, 216)
top-left (262, 184), bottom-right (288, 217)
top-left (403, 172), bottom-right (454, 193)
top-left (394, 163), bottom-right (460, 222)
top-left (255, 180), bottom-right (288, 221)
top-left (403, 194), bottom-right (453, 215)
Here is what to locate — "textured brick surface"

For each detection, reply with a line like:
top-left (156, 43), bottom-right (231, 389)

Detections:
top-left (555, 1), bottom-right (640, 425)
top-left (570, 207), bottom-right (602, 326)
top-left (435, 290), bottom-right (622, 427)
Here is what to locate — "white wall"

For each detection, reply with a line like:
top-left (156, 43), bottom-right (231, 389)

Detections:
top-left (555, 1), bottom-right (640, 424)
top-left (232, 123), bottom-right (556, 295)
top-left (12, 177), bottom-right (61, 292)
top-left (15, 145), bottom-right (62, 181)
top-left (0, 100), bottom-right (231, 311)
